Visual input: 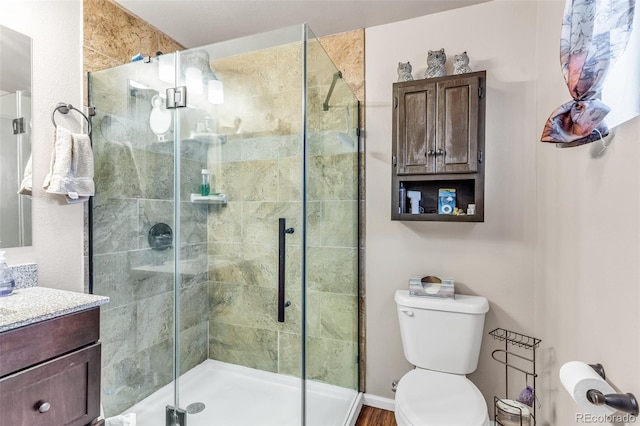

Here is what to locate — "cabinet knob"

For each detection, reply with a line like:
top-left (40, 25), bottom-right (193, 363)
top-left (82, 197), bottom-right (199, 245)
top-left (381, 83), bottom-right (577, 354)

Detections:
top-left (436, 149), bottom-right (445, 156)
top-left (427, 150), bottom-right (435, 156)
top-left (36, 401), bottom-right (51, 413)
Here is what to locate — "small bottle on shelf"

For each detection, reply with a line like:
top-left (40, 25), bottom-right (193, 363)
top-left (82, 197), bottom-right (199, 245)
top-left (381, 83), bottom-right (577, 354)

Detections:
top-left (399, 183), bottom-right (407, 214)
top-left (201, 169), bottom-right (211, 196)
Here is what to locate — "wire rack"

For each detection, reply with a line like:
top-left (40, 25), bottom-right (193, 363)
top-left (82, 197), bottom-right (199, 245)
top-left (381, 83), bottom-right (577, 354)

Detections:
top-left (490, 328), bottom-right (541, 350)
top-left (490, 328), bottom-right (541, 425)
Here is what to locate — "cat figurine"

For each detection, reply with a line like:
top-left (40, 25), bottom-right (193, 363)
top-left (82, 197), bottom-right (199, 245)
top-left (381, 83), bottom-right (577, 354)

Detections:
top-left (453, 51), bottom-right (472, 74)
top-left (424, 48), bottom-right (446, 79)
top-left (397, 61), bottom-right (414, 82)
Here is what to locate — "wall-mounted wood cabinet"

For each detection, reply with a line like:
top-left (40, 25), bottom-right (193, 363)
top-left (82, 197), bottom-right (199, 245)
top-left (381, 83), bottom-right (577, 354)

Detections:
top-left (392, 71), bottom-right (486, 222)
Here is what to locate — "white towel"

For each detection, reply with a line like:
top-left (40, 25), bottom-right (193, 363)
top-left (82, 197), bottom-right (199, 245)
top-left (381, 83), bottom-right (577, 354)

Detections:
top-left (18, 154), bottom-right (32, 196)
top-left (43, 125), bottom-right (94, 203)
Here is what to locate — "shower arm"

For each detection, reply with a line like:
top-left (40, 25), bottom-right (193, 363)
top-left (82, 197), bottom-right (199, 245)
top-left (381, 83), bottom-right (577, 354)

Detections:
top-left (322, 71), bottom-right (343, 111)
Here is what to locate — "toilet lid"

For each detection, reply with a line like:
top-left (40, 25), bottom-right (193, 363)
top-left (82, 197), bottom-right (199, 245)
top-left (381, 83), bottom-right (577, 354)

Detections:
top-left (395, 369), bottom-right (488, 426)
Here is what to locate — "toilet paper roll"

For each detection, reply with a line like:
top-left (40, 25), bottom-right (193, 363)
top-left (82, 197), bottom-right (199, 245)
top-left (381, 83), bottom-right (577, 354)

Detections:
top-left (559, 361), bottom-right (617, 416)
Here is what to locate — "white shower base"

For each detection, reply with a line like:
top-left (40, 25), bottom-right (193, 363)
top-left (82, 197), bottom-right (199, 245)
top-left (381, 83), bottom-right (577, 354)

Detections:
top-left (123, 359), bottom-right (361, 426)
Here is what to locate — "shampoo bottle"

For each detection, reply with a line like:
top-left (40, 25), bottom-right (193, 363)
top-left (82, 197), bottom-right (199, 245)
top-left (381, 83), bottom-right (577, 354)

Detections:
top-left (0, 251), bottom-right (16, 296)
top-left (201, 169), bottom-right (211, 196)
top-left (399, 183), bottom-right (407, 214)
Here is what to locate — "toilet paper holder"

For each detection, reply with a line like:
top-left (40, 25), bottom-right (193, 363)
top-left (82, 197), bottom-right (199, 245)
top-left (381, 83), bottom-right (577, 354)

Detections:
top-left (587, 364), bottom-right (638, 416)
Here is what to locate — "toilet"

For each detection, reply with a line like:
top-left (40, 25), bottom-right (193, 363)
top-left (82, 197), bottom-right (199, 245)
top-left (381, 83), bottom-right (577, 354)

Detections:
top-left (394, 290), bottom-right (490, 426)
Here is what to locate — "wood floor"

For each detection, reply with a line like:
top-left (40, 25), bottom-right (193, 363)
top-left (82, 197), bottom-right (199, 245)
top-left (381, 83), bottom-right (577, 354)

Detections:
top-left (355, 405), bottom-right (397, 426)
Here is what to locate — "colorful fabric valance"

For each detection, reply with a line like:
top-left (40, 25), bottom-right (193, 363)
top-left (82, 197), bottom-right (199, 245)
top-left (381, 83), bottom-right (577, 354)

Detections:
top-left (541, 0), bottom-right (635, 147)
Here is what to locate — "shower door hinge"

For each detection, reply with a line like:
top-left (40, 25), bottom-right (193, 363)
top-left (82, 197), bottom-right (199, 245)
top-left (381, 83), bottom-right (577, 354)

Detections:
top-left (166, 405), bottom-right (187, 426)
top-left (166, 86), bottom-right (187, 109)
top-left (12, 117), bottom-right (25, 135)
top-left (86, 105), bottom-right (96, 117)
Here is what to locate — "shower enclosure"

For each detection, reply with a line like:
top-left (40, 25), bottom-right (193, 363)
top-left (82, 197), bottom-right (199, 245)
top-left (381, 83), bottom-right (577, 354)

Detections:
top-left (89, 24), bottom-right (360, 425)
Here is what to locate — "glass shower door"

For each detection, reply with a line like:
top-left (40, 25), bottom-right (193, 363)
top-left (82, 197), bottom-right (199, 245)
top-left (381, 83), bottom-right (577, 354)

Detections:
top-left (0, 90), bottom-right (31, 247)
top-left (173, 26), bottom-right (306, 425)
top-left (304, 27), bottom-right (361, 425)
top-left (90, 56), bottom-right (182, 423)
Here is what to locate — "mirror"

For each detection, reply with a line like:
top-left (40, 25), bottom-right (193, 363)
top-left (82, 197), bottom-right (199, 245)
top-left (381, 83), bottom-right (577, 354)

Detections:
top-left (0, 25), bottom-right (32, 248)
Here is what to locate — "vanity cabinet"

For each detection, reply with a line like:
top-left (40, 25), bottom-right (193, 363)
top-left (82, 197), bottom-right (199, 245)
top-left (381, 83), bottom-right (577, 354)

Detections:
top-left (0, 307), bottom-right (102, 426)
top-left (392, 71), bottom-right (486, 221)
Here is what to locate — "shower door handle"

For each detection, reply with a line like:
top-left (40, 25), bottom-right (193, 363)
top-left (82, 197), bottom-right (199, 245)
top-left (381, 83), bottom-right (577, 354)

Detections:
top-left (278, 218), bottom-right (294, 322)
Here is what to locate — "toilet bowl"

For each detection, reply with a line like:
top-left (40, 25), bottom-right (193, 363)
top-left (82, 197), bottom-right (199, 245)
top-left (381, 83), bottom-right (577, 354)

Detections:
top-left (394, 290), bottom-right (490, 426)
top-left (394, 369), bottom-right (490, 426)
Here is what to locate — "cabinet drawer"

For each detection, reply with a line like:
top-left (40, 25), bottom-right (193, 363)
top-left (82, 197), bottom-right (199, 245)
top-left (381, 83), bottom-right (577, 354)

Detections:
top-left (0, 343), bottom-right (101, 426)
top-left (0, 307), bottom-right (100, 377)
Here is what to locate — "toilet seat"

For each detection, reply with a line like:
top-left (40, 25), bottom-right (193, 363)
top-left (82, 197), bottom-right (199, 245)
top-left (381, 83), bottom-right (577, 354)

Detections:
top-left (395, 369), bottom-right (489, 426)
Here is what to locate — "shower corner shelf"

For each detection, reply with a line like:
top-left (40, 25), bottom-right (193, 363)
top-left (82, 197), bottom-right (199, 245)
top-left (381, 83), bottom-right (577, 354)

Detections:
top-left (187, 132), bottom-right (227, 145)
top-left (490, 327), bottom-right (541, 426)
top-left (190, 193), bottom-right (227, 205)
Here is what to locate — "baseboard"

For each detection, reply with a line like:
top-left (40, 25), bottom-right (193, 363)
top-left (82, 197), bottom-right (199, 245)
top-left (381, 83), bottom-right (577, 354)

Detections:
top-left (362, 393), bottom-right (395, 411)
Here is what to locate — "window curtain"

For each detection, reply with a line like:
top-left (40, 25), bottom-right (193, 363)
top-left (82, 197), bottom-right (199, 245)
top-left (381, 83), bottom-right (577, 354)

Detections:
top-left (541, 0), bottom-right (635, 147)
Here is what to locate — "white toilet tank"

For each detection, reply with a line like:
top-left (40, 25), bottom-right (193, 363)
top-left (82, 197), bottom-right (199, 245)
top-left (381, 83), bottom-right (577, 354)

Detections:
top-left (395, 290), bottom-right (489, 374)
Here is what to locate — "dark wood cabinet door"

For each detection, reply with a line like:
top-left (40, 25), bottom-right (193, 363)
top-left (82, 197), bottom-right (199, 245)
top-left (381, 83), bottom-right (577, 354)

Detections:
top-left (436, 75), bottom-right (480, 173)
top-left (0, 343), bottom-right (101, 426)
top-left (395, 82), bottom-right (436, 175)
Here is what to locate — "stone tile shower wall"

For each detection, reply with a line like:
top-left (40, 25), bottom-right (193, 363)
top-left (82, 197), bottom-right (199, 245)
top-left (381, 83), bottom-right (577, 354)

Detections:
top-left (207, 36), bottom-right (360, 389)
top-left (84, 0), bottom-right (183, 84)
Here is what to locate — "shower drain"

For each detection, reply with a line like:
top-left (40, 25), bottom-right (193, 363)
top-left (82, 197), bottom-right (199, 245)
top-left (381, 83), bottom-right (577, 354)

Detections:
top-left (186, 402), bottom-right (206, 414)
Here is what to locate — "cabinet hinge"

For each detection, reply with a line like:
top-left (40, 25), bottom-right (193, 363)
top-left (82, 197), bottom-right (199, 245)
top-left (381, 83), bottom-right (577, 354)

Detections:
top-left (392, 155), bottom-right (397, 166)
top-left (166, 86), bottom-right (187, 109)
top-left (478, 150), bottom-right (483, 163)
top-left (394, 96), bottom-right (398, 109)
top-left (478, 86), bottom-right (484, 99)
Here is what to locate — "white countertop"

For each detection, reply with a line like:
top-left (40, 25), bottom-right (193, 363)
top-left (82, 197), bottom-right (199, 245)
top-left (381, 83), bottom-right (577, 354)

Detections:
top-left (0, 287), bottom-right (110, 332)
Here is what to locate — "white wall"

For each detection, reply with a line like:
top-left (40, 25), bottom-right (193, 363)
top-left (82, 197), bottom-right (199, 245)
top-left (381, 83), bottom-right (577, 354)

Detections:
top-left (0, 0), bottom-right (84, 292)
top-left (535, 1), bottom-right (640, 425)
top-left (365, 0), bottom-right (539, 410)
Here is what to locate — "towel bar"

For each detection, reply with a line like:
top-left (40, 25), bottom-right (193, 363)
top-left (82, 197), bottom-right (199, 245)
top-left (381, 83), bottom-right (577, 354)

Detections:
top-left (51, 103), bottom-right (92, 136)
